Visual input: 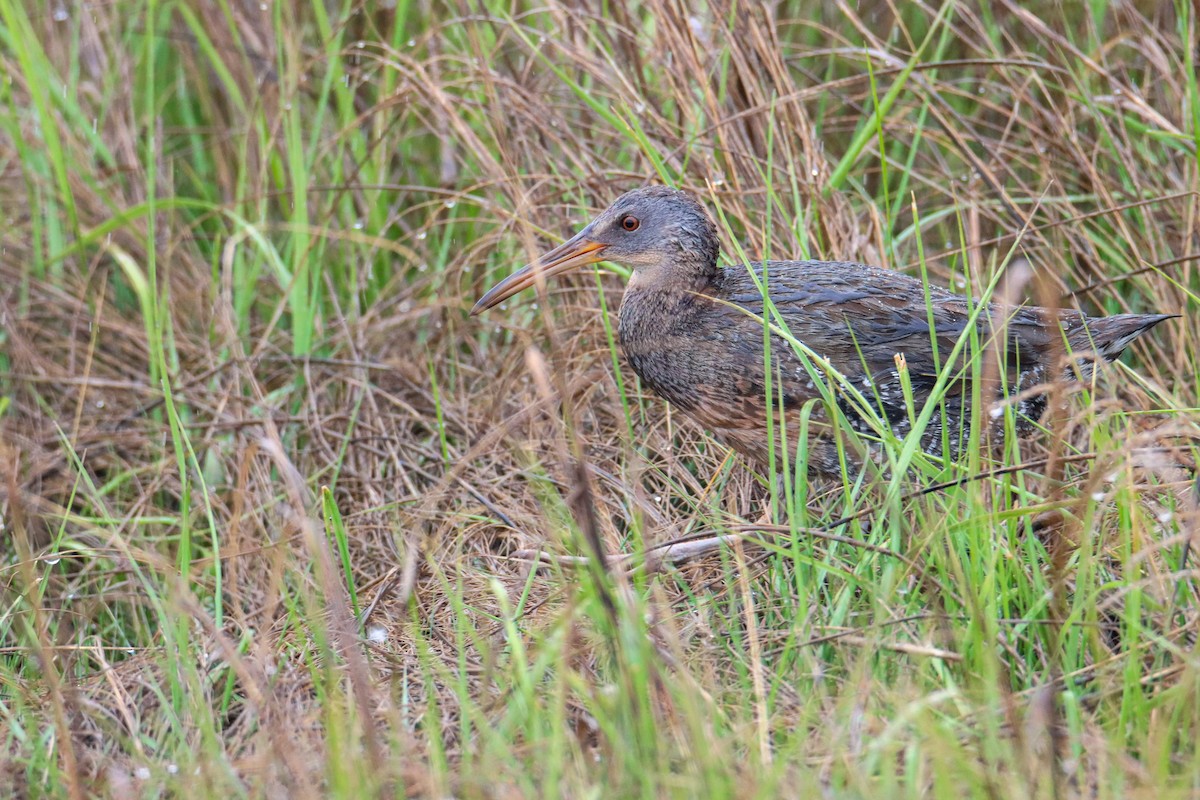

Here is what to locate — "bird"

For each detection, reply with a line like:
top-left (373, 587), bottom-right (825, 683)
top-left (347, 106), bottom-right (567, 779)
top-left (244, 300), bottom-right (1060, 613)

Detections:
top-left (471, 186), bottom-right (1174, 477)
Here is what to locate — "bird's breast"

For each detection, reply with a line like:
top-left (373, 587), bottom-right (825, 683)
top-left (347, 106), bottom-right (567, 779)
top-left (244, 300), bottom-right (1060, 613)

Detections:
top-left (616, 287), bottom-right (780, 423)
top-left (617, 288), bottom-right (710, 412)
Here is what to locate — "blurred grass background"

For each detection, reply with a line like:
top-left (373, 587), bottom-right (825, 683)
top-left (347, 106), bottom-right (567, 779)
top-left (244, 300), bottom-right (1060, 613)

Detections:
top-left (1, 0), bottom-right (1199, 797)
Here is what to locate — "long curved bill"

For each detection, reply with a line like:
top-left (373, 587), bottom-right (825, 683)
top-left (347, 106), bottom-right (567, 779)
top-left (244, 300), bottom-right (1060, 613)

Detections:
top-left (470, 230), bottom-right (607, 315)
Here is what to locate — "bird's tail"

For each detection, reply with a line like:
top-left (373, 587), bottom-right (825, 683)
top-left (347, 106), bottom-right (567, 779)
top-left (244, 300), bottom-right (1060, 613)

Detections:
top-left (1068, 313), bottom-right (1177, 362)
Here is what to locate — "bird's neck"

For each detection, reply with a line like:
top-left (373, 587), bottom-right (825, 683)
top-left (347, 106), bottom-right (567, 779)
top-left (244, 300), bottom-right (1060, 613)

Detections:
top-left (617, 268), bottom-right (717, 344)
top-left (623, 251), bottom-right (719, 296)
top-left (624, 268), bottom-right (714, 297)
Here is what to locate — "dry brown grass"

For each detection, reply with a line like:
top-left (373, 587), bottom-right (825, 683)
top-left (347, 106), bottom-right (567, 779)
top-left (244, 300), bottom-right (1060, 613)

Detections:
top-left (2, 1), bottom-right (1199, 797)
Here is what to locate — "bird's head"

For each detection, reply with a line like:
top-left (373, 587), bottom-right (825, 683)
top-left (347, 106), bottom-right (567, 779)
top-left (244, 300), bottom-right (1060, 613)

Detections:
top-left (470, 186), bottom-right (720, 315)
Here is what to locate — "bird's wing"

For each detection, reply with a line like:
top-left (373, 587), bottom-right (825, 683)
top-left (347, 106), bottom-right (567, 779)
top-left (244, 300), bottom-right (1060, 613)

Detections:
top-left (712, 261), bottom-right (1073, 408)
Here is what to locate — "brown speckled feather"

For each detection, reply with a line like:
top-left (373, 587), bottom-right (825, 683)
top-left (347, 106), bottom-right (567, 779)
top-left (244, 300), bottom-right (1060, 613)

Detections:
top-left (474, 187), bottom-right (1175, 477)
top-left (619, 259), bottom-right (1171, 473)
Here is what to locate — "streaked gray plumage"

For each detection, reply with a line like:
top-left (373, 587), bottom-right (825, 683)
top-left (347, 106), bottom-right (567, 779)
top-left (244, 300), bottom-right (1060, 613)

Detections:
top-left (474, 186), bottom-right (1174, 476)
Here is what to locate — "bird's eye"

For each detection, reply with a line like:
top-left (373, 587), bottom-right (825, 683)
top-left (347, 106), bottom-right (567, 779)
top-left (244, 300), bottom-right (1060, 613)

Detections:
top-left (621, 215), bottom-right (640, 232)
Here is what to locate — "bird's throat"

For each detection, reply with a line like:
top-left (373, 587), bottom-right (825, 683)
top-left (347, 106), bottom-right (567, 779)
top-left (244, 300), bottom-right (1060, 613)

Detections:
top-left (624, 260), bottom-right (716, 296)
